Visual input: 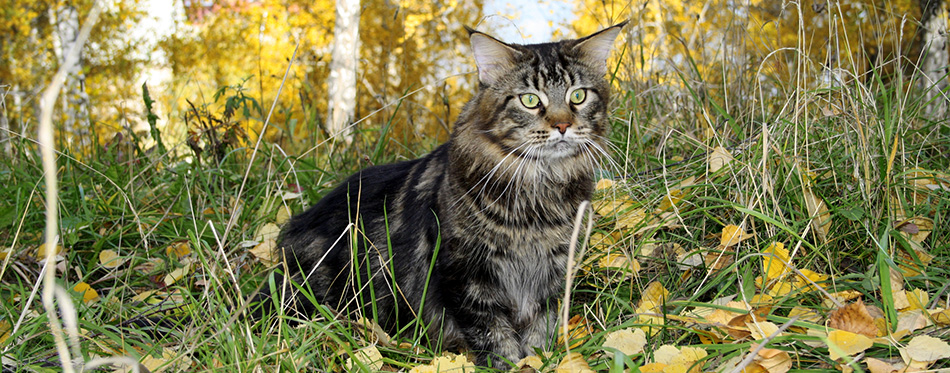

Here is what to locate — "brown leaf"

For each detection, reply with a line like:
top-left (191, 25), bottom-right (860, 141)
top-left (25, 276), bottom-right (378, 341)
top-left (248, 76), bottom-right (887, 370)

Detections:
top-left (828, 300), bottom-right (877, 338)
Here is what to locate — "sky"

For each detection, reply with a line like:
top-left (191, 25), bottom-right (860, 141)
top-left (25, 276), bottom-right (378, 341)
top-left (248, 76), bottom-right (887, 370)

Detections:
top-left (480, 0), bottom-right (575, 43)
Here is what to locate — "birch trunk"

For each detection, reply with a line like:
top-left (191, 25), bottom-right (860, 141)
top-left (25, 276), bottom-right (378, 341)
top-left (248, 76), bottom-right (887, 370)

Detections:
top-left (916, 0), bottom-right (950, 117)
top-left (53, 5), bottom-right (92, 150)
top-left (326, 0), bottom-right (361, 143)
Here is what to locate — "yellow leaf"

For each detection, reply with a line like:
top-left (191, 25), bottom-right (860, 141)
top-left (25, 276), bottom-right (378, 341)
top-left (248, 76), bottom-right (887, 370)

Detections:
top-left (802, 187), bottom-right (831, 243)
top-left (748, 321), bottom-right (780, 340)
top-left (254, 222), bottom-right (281, 242)
top-left (0, 319), bottom-right (11, 345)
top-left (594, 199), bottom-right (632, 216)
top-left (754, 346), bottom-right (792, 373)
top-left (555, 352), bottom-right (594, 373)
top-left (639, 363), bottom-right (667, 372)
top-left (640, 281), bottom-right (670, 307)
top-left (99, 249), bottom-right (125, 268)
top-left (275, 205), bottom-right (293, 225)
top-left (132, 290), bottom-right (158, 303)
top-left (250, 239), bottom-right (278, 266)
top-left (793, 269), bottom-right (829, 292)
top-left (516, 355), bottom-right (545, 370)
top-left (35, 243), bottom-right (64, 258)
top-left (659, 189), bottom-right (685, 211)
top-left (615, 207), bottom-right (651, 230)
top-left (166, 241), bottom-right (191, 260)
top-left (346, 345), bottom-right (384, 371)
top-left (72, 282), bottom-right (99, 303)
top-left (409, 353), bottom-right (474, 373)
top-left (720, 225), bottom-right (752, 247)
top-left (827, 330), bottom-right (873, 361)
top-left (708, 146), bottom-right (734, 173)
top-left (905, 289), bottom-right (928, 311)
top-left (599, 253), bottom-right (640, 274)
top-left (602, 328), bottom-right (646, 356)
top-left (762, 242), bottom-right (790, 281)
top-left (164, 264), bottom-right (192, 286)
top-left (903, 335), bottom-right (950, 362)
top-left (558, 315), bottom-right (592, 349)
top-left (0, 248), bottom-right (10, 260)
top-left (930, 308), bottom-right (950, 325)
top-left (652, 345), bottom-right (682, 365)
top-left (595, 178), bottom-right (615, 190)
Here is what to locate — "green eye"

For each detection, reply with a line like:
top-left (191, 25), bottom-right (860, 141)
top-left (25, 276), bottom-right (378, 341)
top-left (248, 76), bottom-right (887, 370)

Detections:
top-left (569, 89), bottom-right (586, 104)
top-left (519, 93), bottom-right (541, 109)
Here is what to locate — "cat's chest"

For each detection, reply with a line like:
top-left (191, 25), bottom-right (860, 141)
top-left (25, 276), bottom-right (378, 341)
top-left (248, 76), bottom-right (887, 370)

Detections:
top-left (492, 248), bottom-right (567, 323)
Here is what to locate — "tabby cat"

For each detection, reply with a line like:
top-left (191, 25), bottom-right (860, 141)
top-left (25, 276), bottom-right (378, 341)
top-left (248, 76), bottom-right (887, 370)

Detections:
top-left (269, 23), bottom-right (625, 367)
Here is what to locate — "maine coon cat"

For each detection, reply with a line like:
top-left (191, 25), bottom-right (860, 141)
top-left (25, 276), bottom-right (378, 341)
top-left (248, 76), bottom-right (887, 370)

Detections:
top-left (270, 23), bottom-right (625, 367)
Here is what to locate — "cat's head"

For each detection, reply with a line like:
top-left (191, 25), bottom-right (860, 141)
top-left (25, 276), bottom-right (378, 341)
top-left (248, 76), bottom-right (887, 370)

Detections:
top-left (453, 23), bottom-right (626, 180)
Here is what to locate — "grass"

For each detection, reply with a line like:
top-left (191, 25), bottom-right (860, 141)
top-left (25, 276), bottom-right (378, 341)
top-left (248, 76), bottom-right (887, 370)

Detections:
top-left (1, 16), bottom-right (949, 373)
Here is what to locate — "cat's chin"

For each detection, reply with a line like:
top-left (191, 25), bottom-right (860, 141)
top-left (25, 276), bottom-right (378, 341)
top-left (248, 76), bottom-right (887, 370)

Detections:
top-left (544, 140), bottom-right (583, 158)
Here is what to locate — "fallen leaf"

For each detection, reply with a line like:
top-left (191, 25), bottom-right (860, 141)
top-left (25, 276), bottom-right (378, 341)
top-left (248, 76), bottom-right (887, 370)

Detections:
top-left (762, 242), bottom-right (790, 281)
top-left (99, 249), bottom-right (125, 268)
top-left (516, 355), bottom-right (545, 371)
top-left (720, 224), bottom-right (753, 247)
top-left (895, 309), bottom-right (930, 334)
top-left (640, 281), bottom-right (670, 307)
top-left (596, 178), bottom-right (615, 190)
top-left (802, 187), bottom-right (831, 243)
top-left (346, 345), bottom-right (384, 371)
top-left (747, 321), bottom-right (779, 340)
top-left (602, 328), bottom-right (646, 357)
top-left (72, 282), bottom-right (99, 303)
top-left (827, 330), bottom-right (873, 360)
top-left (754, 346), bottom-right (792, 373)
top-left (558, 315), bottom-right (592, 349)
top-left (250, 239), bottom-right (278, 266)
top-left (163, 264), bottom-right (192, 286)
top-left (554, 352), bottom-right (593, 373)
top-left (275, 205), bottom-right (293, 225)
top-left (254, 222), bottom-right (281, 242)
top-left (902, 335), bottom-right (950, 362)
top-left (35, 243), bottom-right (64, 258)
top-left (708, 146), bottom-right (734, 173)
top-left (828, 300), bottom-right (878, 338)
top-left (166, 241), bottom-right (191, 260)
top-left (0, 319), bottom-right (11, 345)
top-left (904, 288), bottom-right (928, 311)
top-left (652, 345), bottom-right (682, 365)
top-left (409, 353), bottom-right (474, 373)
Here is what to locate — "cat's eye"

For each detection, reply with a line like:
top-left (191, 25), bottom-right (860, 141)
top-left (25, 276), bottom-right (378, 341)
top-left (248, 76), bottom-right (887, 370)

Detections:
top-left (519, 93), bottom-right (541, 109)
top-left (569, 89), bottom-right (586, 104)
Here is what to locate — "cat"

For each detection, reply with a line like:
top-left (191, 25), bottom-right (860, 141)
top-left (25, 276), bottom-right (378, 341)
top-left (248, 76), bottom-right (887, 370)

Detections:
top-left (266, 22), bottom-right (626, 368)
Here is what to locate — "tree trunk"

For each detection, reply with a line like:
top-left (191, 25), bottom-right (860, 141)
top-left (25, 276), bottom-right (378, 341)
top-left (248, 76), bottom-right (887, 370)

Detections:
top-left (326, 0), bottom-right (361, 143)
top-left (916, 0), bottom-right (949, 117)
top-left (53, 5), bottom-right (92, 151)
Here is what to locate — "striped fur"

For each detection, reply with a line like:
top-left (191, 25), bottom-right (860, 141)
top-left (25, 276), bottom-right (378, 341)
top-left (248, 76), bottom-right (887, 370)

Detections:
top-left (270, 23), bottom-right (625, 367)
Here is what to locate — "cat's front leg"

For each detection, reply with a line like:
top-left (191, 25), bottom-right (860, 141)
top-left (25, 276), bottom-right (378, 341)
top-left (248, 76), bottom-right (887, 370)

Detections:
top-left (456, 302), bottom-right (522, 368)
top-left (518, 300), bottom-right (558, 357)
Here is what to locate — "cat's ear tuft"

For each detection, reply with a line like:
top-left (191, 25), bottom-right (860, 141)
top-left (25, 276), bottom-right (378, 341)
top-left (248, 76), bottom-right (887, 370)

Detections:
top-left (573, 21), bottom-right (627, 76)
top-left (469, 31), bottom-right (522, 86)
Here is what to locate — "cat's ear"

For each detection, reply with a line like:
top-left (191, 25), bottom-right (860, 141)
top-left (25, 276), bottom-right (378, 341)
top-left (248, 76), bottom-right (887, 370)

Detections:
top-left (572, 21), bottom-right (627, 76)
top-left (467, 27), bottom-right (522, 86)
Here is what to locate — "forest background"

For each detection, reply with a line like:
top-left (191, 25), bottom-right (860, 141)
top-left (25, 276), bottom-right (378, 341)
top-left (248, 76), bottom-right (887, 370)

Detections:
top-left (1, 0), bottom-right (949, 371)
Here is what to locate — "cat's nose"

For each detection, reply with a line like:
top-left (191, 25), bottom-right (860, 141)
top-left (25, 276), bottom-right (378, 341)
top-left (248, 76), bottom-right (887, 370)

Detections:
top-left (553, 122), bottom-right (572, 134)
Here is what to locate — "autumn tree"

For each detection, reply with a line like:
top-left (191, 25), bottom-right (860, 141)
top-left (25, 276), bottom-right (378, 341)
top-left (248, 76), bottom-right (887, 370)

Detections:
top-left (0, 0), bottom-right (146, 156)
top-left (326, 0), bottom-right (360, 142)
top-left (160, 0), bottom-right (484, 156)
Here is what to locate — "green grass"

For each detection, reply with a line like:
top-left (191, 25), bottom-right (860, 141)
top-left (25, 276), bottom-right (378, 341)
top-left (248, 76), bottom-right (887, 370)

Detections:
top-left (2, 28), bottom-right (949, 373)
